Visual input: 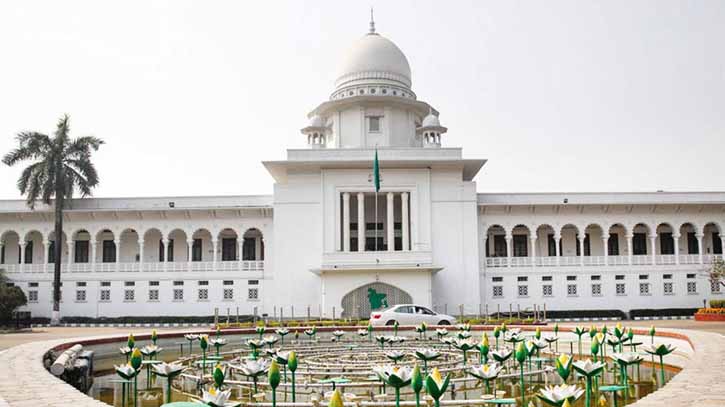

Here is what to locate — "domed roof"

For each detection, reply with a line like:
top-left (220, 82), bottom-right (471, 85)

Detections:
top-left (334, 32), bottom-right (412, 91)
top-left (308, 115), bottom-right (325, 128)
top-left (422, 113), bottom-right (440, 128)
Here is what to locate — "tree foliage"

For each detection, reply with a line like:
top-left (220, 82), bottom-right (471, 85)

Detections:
top-left (0, 270), bottom-right (27, 321)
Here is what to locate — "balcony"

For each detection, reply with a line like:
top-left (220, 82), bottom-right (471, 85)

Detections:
top-left (0, 261), bottom-right (264, 274)
top-left (483, 254), bottom-right (722, 268)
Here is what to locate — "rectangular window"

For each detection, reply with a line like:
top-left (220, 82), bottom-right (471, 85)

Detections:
top-left (639, 283), bottom-right (650, 296)
top-left (711, 280), bottom-right (721, 294)
top-left (124, 289), bottom-right (135, 302)
top-left (616, 283), bottom-right (626, 296)
top-left (173, 280), bottom-right (184, 286)
top-left (639, 274), bottom-right (649, 280)
top-left (566, 276), bottom-right (577, 281)
top-left (248, 280), bottom-right (259, 285)
top-left (517, 276), bottom-right (528, 282)
top-left (28, 290), bottom-right (38, 302)
top-left (542, 285), bottom-right (553, 297)
top-left (101, 281), bottom-right (111, 287)
top-left (248, 287), bottom-right (259, 300)
top-left (608, 233), bottom-right (620, 255)
top-left (615, 275), bottom-right (625, 280)
top-left (633, 233), bottom-right (647, 255)
top-left (47, 241), bottom-right (55, 263)
top-left (223, 288), bottom-right (234, 300)
top-left (687, 232), bottom-right (699, 254)
top-left (591, 284), bottom-right (602, 296)
top-left (512, 235), bottom-right (528, 257)
top-left (714, 232), bottom-right (723, 255)
top-left (517, 285), bottom-right (528, 297)
top-left (663, 274), bottom-right (672, 279)
top-left (591, 275), bottom-right (601, 281)
top-left (365, 237), bottom-right (385, 251)
top-left (687, 273), bottom-right (696, 279)
top-left (124, 281), bottom-right (135, 287)
top-left (663, 282), bottom-right (674, 295)
top-left (542, 275), bottom-right (552, 281)
top-left (492, 286), bottom-right (503, 298)
top-left (687, 281), bottom-right (697, 294)
top-left (583, 234), bottom-right (591, 256)
top-left (660, 232), bottom-right (674, 255)
top-left (102, 240), bottom-right (116, 263)
top-left (547, 234), bottom-right (556, 256)
top-left (76, 281), bottom-right (86, 287)
top-left (192, 238), bottom-right (203, 261)
top-left (173, 289), bottom-right (184, 301)
top-left (149, 281), bottom-right (159, 286)
top-left (493, 235), bottom-right (507, 257)
top-left (243, 237), bottom-right (256, 260)
top-left (24, 241), bottom-right (33, 264)
top-left (368, 116), bottom-right (381, 132)
top-left (28, 282), bottom-right (38, 287)
top-left (74, 240), bottom-right (89, 263)
top-left (567, 284), bottom-right (577, 296)
top-left (223, 280), bottom-right (234, 286)
top-left (198, 288), bottom-right (209, 301)
top-left (75, 290), bottom-right (86, 302)
top-left (148, 289), bottom-right (159, 301)
top-left (198, 280), bottom-right (209, 286)
top-left (492, 276), bottom-right (503, 283)
top-left (222, 238), bottom-right (237, 261)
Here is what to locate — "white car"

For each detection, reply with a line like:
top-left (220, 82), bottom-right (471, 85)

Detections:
top-left (369, 304), bottom-right (456, 327)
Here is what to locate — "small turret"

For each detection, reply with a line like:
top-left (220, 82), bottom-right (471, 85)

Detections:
top-left (417, 110), bottom-right (447, 148)
top-left (301, 115), bottom-right (329, 148)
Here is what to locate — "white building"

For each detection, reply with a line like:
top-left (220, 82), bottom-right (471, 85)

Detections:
top-left (1, 22), bottom-right (723, 320)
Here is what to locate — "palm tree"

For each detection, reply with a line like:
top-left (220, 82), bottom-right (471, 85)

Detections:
top-left (3, 115), bottom-right (103, 324)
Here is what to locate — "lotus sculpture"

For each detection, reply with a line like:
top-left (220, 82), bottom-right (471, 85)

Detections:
top-left (643, 343), bottom-right (676, 387)
top-left (414, 348), bottom-right (440, 373)
top-left (424, 368), bottom-right (450, 407)
top-left (152, 362), bottom-right (185, 403)
top-left (537, 384), bottom-right (585, 407)
top-left (572, 360), bottom-right (606, 407)
top-left (233, 358), bottom-right (270, 394)
top-left (374, 365), bottom-right (413, 407)
top-left (468, 363), bottom-right (501, 394)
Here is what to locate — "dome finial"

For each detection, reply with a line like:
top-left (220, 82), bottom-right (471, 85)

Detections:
top-left (369, 7), bottom-right (376, 34)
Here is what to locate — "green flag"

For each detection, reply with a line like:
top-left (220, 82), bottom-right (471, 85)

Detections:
top-left (373, 149), bottom-right (380, 192)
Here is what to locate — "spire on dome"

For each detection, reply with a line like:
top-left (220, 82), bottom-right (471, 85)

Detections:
top-left (368, 7), bottom-right (376, 35)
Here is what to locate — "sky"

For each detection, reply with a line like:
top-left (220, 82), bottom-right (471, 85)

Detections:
top-left (0, 0), bottom-right (723, 199)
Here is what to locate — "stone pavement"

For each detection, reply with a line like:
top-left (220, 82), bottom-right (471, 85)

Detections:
top-left (0, 325), bottom-right (723, 406)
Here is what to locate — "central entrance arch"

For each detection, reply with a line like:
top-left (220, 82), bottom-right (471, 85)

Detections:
top-left (341, 282), bottom-right (412, 319)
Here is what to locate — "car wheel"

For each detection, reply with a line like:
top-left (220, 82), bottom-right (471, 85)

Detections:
top-left (386, 320), bottom-right (397, 326)
top-left (438, 320), bottom-right (451, 326)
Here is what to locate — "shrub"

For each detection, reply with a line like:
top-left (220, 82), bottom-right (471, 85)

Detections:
top-left (629, 308), bottom-right (698, 318)
top-left (709, 299), bottom-right (725, 308)
top-left (697, 308), bottom-right (725, 315)
top-left (0, 271), bottom-right (28, 324)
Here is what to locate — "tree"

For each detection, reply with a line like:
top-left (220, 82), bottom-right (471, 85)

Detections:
top-left (706, 257), bottom-right (725, 291)
top-left (2, 115), bottom-right (103, 325)
top-left (0, 269), bottom-right (28, 323)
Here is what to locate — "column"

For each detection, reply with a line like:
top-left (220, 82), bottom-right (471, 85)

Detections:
top-left (237, 239), bottom-right (243, 269)
top-left (90, 241), bottom-right (97, 267)
top-left (554, 233), bottom-right (561, 266)
top-left (505, 235), bottom-right (512, 267)
top-left (401, 192), bottom-right (409, 251)
top-left (189, 239), bottom-right (195, 265)
top-left (673, 234), bottom-right (680, 265)
top-left (386, 192), bottom-right (394, 252)
top-left (357, 193), bottom-right (366, 252)
top-left (697, 234), bottom-right (704, 264)
top-left (42, 240), bottom-right (48, 266)
top-left (578, 235), bottom-right (585, 266)
top-left (19, 241), bottom-right (25, 272)
top-left (530, 236), bottom-right (537, 268)
top-left (602, 237), bottom-right (609, 266)
top-left (68, 239), bottom-right (74, 270)
top-left (342, 192), bottom-right (351, 252)
top-left (138, 240), bottom-right (144, 271)
top-left (162, 238), bottom-right (169, 271)
top-left (114, 238), bottom-right (121, 272)
top-left (255, 236), bottom-right (261, 260)
top-left (212, 239), bottom-right (218, 271)
top-left (482, 236), bottom-right (488, 261)
top-left (0, 242), bottom-right (3, 265)
top-left (625, 234), bottom-right (633, 265)
top-left (649, 234), bottom-right (657, 265)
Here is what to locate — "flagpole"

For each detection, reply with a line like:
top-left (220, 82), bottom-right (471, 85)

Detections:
top-left (374, 191), bottom-right (378, 252)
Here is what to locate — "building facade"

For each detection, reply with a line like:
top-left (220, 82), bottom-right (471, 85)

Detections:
top-left (1, 23), bottom-right (722, 319)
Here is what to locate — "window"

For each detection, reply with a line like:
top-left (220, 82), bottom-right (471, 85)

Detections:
top-left (102, 240), bottom-right (116, 263)
top-left (492, 286), bottom-right (503, 298)
top-left (368, 116), bottom-right (381, 132)
top-left (198, 288), bottom-right (209, 301)
top-left (512, 235), bottom-right (528, 257)
top-left (124, 281), bottom-right (135, 287)
top-left (198, 280), bottom-right (209, 286)
top-left (74, 241), bottom-right (89, 263)
top-left (517, 276), bottom-right (528, 282)
top-left (101, 281), bottom-right (111, 287)
top-left (47, 241), bottom-right (55, 263)
top-left (663, 282), bottom-right (674, 295)
top-left (248, 288), bottom-right (259, 300)
top-left (711, 280), bottom-right (721, 294)
top-left (639, 283), bottom-right (650, 296)
top-left (100, 289), bottom-right (111, 302)
top-left (148, 289), bottom-right (159, 301)
top-left (223, 288), bottom-right (234, 300)
top-left (639, 274), bottom-right (649, 280)
top-left (243, 237), bottom-right (256, 260)
top-left (567, 284), bottom-right (577, 296)
top-left (222, 238), bottom-right (237, 261)
top-left (633, 233), bottom-right (647, 255)
top-left (76, 290), bottom-right (86, 302)
top-left (248, 280), bottom-right (259, 285)
top-left (492, 277), bottom-right (503, 283)
top-left (223, 280), bottom-right (234, 286)
top-left (24, 241), bottom-right (33, 263)
top-left (616, 283), bottom-right (626, 296)
top-left (547, 234), bottom-right (556, 256)
top-left (124, 289), bottom-right (135, 302)
top-left (517, 285), bottom-right (528, 297)
top-left (149, 281), bottom-right (159, 286)
top-left (76, 281), bottom-right (86, 287)
top-left (493, 235), bottom-right (507, 257)
top-left (542, 285), bottom-right (553, 297)
top-left (608, 233), bottom-right (620, 255)
top-left (687, 232), bottom-right (699, 254)
top-left (714, 233), bottom-right (723, 255)
top-left (663, 274), bottom-right (672, 279)
top-left (566, 276), bottom-right (577, 281)
top-left (660, 233), bottom-right (674, 255)
top-left (542, 276), bottom-right (552, 281)
top-left (28, 290), bottom-right (38, 302)
top-left (687, 273), bottom-right (696, 279)
top-left (173, 289), bottom-right (184, 301)
top-left (192, 238), bottom-right (203, 261)
top-left (687, 281), bottom-right (697, 294)
top-left (583, 234), bottom-right (591, 256)
top-left (591, 284), bottom-right (602, 296)
top-left (159, 239), bottom-right (174, 262)
top-left (591, 275), bottom-right (601, 281)
top-left (173, 280), bottom-right (184, 286)
top-left (28, 282), bottom-right (38, 287)
top-left (615, 275), bottom-right (625, 280)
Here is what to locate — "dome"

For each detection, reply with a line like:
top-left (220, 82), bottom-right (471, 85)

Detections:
top-left (422, 113), bottom-right (440, 128)
top-left (308, 115), bottom-right (325, 128)
top-left (334, 32), bottom-right (412, 91)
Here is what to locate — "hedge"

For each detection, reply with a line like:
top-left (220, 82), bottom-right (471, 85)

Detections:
top-left (628, 308), bottom-right (698, 318)
top-left (710, 299), bottom-right (725, 308)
